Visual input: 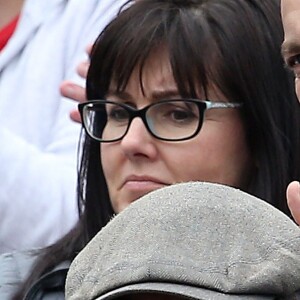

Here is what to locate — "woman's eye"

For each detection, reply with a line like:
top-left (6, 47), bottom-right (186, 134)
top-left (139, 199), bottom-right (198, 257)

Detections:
top-left (171, 110), bottom-right (192, 121)
top-left (108, 108), bottom-right (128, 121)
top-left (162, 108), bottom-right (197, 125)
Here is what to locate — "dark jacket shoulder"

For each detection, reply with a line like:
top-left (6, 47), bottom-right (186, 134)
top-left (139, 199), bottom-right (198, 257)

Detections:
top-left (0, 249), bottom-right (69, 300)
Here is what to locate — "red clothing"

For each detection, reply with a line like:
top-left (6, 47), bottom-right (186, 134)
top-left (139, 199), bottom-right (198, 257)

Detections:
top-left (0, 15), bottom-right (19, 51)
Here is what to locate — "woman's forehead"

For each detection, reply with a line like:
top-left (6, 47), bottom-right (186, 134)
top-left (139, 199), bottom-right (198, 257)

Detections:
top-left (108, 46), bottom-right (212, 97)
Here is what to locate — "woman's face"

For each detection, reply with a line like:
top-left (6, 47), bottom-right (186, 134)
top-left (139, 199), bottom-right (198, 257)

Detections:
top-left (101, 51), bottom-right (253, 213)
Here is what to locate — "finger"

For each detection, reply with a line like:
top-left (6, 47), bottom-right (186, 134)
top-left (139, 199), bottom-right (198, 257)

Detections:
top-left (60, 81), bottom-right (86, 103)
top-left (86, 43), bottom-right (93, 56)
top-left (70, 110), bottom-right (82, 123)
top-left (287, 181), bottom-right (300, 224)
top-left (76, 61), bottom-right (90, 79)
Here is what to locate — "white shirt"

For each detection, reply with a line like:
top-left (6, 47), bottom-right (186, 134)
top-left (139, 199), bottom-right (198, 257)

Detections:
top-left (0, 0), bottom-right (126, 253)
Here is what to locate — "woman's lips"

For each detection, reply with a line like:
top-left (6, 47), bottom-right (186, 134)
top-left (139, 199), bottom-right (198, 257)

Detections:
top-left (121, 176), bottom-right (168, 199)
top-left (123, 182), bottom-right (167, 204)
top-left (124, 180), bottom-right (166, 191)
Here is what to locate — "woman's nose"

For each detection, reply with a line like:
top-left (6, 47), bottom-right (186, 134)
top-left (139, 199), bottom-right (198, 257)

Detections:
top-left (120, 117), bottom-right (157, 159)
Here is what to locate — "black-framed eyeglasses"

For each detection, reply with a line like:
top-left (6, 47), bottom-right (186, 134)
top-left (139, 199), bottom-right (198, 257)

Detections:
top-left (78, 99), bottom-right (242, 142)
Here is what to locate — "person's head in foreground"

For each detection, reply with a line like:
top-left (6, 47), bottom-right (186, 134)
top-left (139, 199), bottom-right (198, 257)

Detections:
top-left (15, 0), bottom-right (300, 298)
top-left (281, 0), bottom-right (300, 101)
top-left (66, 182), bottom-right (300, 300)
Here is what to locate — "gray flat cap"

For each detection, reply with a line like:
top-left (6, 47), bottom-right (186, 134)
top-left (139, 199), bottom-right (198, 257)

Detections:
top-left (66, 182), bottom-right (300, 300)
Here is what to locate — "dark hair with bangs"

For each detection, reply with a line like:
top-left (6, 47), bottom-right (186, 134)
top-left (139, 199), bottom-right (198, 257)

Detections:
top-left (14, 0), bottom-right (300, 298)
top-left (84, 0), bottom-right (300, 230)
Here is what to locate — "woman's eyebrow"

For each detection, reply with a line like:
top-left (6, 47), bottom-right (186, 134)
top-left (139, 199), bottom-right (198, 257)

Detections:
top-left (106, 89), bottom-right (181, 101)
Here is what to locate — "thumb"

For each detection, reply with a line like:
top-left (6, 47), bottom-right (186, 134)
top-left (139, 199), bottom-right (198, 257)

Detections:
top-left (287, 181), bottom-right (300, 225)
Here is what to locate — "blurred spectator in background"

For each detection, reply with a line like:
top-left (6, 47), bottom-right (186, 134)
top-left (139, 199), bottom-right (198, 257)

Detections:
top-left (0, 0), bottom-right (127, 253)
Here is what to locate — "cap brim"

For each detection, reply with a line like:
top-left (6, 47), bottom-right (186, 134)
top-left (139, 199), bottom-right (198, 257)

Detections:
top-left (94, 282), bottom-right (274, 300)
